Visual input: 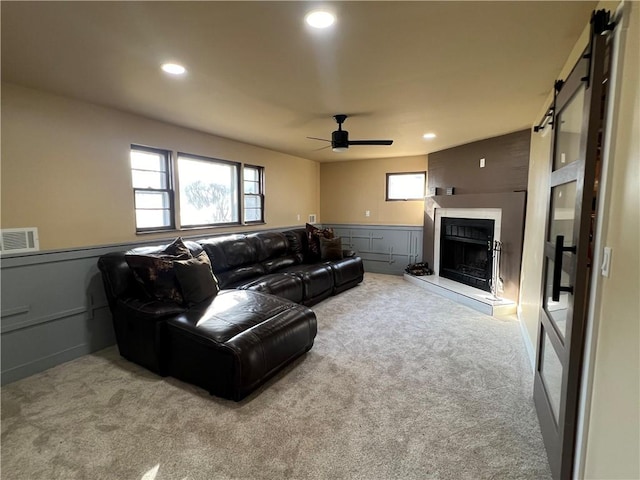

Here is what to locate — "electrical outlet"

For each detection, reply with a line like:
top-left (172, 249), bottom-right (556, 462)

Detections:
top-left (365, 210), bottom-right (370, 217)
top-left (296, 214), bottom-right (300, 221)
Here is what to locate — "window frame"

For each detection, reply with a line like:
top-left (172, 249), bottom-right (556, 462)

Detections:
top-left (385, 171), bottom-right (427, 201)
top-left (176, 152), bottom-right (242, 228)
top-left (243, 164), bottom-right (265, 225)
top-left (130, 144), bottom-right (175, 233)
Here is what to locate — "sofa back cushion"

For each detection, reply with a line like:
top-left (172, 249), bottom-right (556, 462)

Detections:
top-left (282, 229), bottom-right (308, 256)
top-left (248, 232), bottom-right (289, 261)
top-left (198, 234), bottom-right (265, 288)
top-left (199, 235), bottom-right (258, 272)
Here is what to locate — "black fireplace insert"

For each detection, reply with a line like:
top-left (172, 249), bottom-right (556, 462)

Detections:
top-left (439, 217), bottom-right (494, 291)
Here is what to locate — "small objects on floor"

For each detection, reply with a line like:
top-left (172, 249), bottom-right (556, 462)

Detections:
top-left (405, 262), bottom-right (433, 276)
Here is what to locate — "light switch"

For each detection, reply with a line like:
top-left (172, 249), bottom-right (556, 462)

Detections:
top-left (480, 158), bottom-right (485, 168)
top-left (365, 210), bottom-right (371, 217)
top-left (601, 247), bottom-right (612, 277)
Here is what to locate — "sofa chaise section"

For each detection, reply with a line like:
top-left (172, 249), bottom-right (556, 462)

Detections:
top-left (166, 290), bottom-right (316, 401)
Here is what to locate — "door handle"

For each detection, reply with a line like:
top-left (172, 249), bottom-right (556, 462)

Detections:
top-left (552, 235), bottom-right (577, 301)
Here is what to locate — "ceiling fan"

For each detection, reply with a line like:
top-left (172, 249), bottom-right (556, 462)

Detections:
top-left (307, 114), bottom-right (393, 152)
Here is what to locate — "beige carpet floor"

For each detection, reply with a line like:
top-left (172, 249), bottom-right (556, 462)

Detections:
top-left (1, 273), bottom-right (551, 480)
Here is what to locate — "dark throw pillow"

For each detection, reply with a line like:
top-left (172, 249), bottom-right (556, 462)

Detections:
top-left (174, 252), bottom-right (220, 306)
top-left (125, 237), bottom-right (192, 304)
top-left (163, 237), bottom-right (192, 258)
top-left (306, 223), bottom-right (335, 261)
top-left (320, 237), bottom-right (343, 261)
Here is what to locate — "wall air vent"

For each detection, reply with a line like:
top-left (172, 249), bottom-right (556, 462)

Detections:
top-left (1, 228), bottom-right (40, 254)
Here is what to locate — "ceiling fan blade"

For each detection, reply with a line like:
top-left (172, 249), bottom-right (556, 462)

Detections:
top-left (306, 136), bottom-right (331, 142)
top-left (312, 145), bottom-right (331, 151)
top-left (348, 140), bottom-right (394, 146)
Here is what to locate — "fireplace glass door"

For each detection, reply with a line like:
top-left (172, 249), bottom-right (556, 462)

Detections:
top-left (439, 217), bottom-right (494, 291)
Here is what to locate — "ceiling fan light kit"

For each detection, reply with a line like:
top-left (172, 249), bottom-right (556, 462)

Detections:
top-left (308, 114), bottom-right (394, 153)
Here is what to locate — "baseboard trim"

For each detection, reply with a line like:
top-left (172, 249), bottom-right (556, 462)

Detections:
top-left (517, 307), bottom-right (536, 372)
top-left (1, 343), bottom-right (89, 385)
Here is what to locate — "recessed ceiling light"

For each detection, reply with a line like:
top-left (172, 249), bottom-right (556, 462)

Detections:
top-left (305, 10), bottom-right (335, 29)
top-left (161, 63), bottom-right (186, 75)
top-left (423, 133), bottom-right (437, 139)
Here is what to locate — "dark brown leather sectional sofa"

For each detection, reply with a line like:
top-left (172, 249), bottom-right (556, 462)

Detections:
top-left (98, 228), bottom-right (364, 400)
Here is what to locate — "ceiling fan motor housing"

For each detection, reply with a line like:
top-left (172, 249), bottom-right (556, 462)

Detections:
top-left (332, 129), bottom-right (349, 148)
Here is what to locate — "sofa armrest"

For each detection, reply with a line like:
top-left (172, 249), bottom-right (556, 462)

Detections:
top-left (111, 297), bottom-right (186, 376)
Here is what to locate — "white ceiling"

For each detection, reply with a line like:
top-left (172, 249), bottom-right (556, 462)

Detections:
top-left (1, 1), bottom-right (596, 162)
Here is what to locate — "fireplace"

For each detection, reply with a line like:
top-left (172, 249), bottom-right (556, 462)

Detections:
top-left (424, 194), bottom-right (526, 302)
top-left (439, 217), bottom-right (494, 291)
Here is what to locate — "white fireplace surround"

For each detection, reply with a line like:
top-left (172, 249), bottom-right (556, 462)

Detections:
top-left (433, 208), bottom-right (502, 276)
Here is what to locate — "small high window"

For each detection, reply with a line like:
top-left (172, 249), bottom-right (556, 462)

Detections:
top-left (130, 145), bottom-right (174, 231)
top-left (243, 165), bottom-right (264, 224)
top-left (386, 171), bottom-right (427, 201)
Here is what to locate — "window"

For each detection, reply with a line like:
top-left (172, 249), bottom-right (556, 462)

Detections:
top-left (130, 145), bottom-right (174, 231)
top-left (243, 165), bottom-right (264, 224)
top-left (386, 171), bottom-right (426, 201)
top-left (177, 153), bottom-right (240, 227)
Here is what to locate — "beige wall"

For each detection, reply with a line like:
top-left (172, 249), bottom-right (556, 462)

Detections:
top-left (1, 83), bottom-right (320, 251)
top-left (518, 20), bottom-right (592, 359)
top-left (518, 116), bottom-right (553, 356)
top-left (320, 155), bottom-right (427, 226)
top-left (584, 2), bottom-right (639, 478)
top-left (519, 1), bottom-right (639, 478)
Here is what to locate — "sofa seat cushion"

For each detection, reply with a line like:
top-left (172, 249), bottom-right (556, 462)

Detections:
top-left (261, 253), bottom-right (303, 273)
top-left (281, 264), bottom-right (334, 306)
top-left (214, 264), bottom-right (265, 289)
top-left (236, 273), bottom-right (304, 304)
top-left (166, 290), bottom-right (317, 400)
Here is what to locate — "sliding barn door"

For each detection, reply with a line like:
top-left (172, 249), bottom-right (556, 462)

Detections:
top-left (533, 11), bottom-right (611, 480)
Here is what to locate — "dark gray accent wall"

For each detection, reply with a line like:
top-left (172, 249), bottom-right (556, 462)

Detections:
top-left (1, 224), bottom-right (419, 385)
top-left (1, 245), bottom-right (124, 385)
top-left (324, 224), bottom-right (423, 275)
top-left (423, 130), bottom-right (532, 302)
top-left (428, 129), bottom-right (531, 195)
